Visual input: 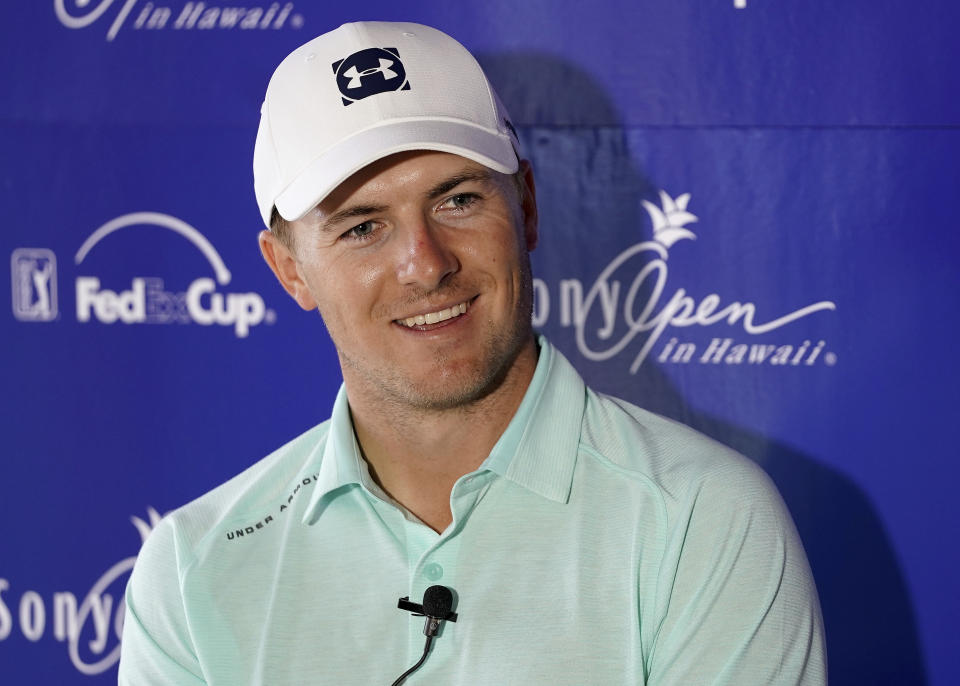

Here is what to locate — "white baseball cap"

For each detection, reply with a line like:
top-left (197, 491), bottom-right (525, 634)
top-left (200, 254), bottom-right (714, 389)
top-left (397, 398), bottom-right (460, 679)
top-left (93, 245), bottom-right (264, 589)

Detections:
top-left (253, 21), bottom-right (521, 228)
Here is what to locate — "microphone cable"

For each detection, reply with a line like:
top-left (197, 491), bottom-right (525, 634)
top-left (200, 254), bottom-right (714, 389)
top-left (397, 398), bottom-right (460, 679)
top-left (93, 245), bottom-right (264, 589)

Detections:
top-left (390, 635), bottom-right (434, 686)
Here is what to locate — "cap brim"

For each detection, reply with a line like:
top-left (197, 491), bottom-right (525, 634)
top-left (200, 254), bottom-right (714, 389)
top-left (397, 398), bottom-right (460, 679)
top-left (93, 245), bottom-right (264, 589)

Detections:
top-left (274, 119), bottom-right (519, 222)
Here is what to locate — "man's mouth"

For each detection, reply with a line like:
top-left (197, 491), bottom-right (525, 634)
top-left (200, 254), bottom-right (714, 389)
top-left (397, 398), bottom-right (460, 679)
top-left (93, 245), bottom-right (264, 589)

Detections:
top-left (396, 300), bottom-right (470, 328)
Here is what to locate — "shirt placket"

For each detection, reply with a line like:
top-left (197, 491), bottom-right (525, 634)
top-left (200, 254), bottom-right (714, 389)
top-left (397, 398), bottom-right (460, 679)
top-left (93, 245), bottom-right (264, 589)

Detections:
top-left (397, 470), bottom-right (493, 666)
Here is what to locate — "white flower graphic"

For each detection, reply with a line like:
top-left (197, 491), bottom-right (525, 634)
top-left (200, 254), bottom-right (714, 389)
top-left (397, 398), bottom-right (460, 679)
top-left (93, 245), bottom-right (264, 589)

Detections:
top-left (643, 190), bottom-right (698, 248)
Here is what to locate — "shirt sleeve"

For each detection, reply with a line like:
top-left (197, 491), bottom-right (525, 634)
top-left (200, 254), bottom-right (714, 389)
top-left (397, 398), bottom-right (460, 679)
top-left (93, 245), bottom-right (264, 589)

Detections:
top-left (118, 516), bottom-right (207, 685)
top-left (646, 459), bottom-right (827, 685)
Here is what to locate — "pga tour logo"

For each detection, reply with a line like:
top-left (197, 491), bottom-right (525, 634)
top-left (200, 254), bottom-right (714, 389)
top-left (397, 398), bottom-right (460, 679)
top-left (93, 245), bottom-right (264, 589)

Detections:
top-left (11, 212), bottom-right (273, 337)
top-left (11, 249), bottom-right (58, 322)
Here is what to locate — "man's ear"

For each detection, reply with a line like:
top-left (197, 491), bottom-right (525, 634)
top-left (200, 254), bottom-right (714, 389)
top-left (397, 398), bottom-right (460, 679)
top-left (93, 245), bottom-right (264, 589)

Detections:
top-left (258, 230), bottom-right (318, 311)
top-left (518, 159), bottom-right (539, 252)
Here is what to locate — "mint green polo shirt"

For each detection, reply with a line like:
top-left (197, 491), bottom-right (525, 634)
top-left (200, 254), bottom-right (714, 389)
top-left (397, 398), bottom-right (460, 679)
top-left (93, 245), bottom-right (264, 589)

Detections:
top-left (119, 338), bottom-right (825, 685)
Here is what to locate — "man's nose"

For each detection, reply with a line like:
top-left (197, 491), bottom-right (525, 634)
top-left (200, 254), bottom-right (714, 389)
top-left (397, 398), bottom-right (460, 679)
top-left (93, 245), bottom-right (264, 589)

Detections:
top-left (394, 217), bottom-right (459, 289)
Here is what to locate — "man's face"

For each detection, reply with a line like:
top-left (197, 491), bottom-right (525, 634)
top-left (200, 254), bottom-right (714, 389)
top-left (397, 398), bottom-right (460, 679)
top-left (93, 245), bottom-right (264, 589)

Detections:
top-left (261, 151), bottom-right (539, 412)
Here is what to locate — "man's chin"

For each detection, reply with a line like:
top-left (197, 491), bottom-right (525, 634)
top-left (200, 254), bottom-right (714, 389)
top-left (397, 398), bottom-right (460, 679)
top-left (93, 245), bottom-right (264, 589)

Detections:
top-left (401, 328), bottom-right (536, 412)
top-left (390, 369), bottom-right (506, 413)
top-left (340, 324), bottom-right (534, 413)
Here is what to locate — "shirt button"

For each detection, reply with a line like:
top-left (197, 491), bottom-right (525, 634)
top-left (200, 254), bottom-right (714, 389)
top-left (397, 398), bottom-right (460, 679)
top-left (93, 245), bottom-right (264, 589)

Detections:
top-left (423, 563), bottom-right (444, 581)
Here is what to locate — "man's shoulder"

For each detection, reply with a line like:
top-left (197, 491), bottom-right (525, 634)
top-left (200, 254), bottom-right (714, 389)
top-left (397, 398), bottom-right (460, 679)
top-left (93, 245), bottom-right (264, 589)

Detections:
top-left (578, 388), bottom-right (774, 504)
top-left (158, 419), bottom-right (332, 557)
top-left (574, 394), bottom-right (826, 685)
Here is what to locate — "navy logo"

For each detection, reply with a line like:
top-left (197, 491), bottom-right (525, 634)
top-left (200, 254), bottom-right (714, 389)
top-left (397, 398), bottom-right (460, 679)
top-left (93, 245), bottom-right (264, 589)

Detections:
top-left (332, 47), bottom-right (410, 106)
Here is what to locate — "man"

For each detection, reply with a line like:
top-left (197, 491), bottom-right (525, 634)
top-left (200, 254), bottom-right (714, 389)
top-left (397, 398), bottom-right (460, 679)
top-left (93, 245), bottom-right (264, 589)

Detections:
top-left (119, 21), bottom-right (826, 685)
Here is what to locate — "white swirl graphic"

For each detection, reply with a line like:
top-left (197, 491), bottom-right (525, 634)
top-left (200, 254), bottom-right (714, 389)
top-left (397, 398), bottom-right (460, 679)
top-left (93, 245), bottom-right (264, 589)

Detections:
top-left (67, 557), bottom-right (134, 675)
top-left (74, 211), bottom-right (232, 285)
top-left (53, 0), bottom-right (117, 28)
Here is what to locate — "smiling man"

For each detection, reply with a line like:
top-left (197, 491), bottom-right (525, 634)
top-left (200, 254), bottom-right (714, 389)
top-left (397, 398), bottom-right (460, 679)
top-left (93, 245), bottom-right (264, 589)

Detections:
top-left (260, 150), bottom-right (540, 534)
top-left (119, 21), bottom-right (826, 685)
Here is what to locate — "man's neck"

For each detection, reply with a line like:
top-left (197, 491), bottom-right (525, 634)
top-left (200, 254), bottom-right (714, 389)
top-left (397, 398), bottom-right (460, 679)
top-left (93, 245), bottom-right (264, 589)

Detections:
top-left (345, 339), bottom-right (539, 533)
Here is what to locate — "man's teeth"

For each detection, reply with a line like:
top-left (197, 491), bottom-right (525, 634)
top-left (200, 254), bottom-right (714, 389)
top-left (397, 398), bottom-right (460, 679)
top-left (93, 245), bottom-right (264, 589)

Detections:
top-left (400, 302), bottom-right (469, 327)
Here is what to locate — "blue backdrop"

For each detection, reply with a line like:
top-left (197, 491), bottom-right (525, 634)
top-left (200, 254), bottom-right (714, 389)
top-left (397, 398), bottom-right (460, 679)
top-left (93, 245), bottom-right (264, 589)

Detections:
top-left (2, 1), bottom-right (958, 683)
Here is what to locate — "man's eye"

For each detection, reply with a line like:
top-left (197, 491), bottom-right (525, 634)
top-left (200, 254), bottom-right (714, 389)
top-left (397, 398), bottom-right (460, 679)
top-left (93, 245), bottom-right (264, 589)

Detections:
top-left (441, 193), bottom-right (479, 211)
top-left (342, 221), bottom-right (376, 241)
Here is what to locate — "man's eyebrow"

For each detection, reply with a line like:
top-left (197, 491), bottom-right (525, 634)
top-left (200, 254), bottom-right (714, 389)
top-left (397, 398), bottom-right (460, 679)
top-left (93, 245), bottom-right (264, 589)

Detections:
top-left (321, 204), bottom-right (388, 233)
top-left (319, 169), bottom-right (494, 232)
top-left (426, 169), bottom-right (495, 199)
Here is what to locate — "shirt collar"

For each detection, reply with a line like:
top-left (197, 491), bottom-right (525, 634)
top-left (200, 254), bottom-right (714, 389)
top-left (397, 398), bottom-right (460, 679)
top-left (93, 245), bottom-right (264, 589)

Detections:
top-left (301, 384), bottom-right (366, 524)
top-left (495, 336), bottom-right (584, 503)
top-left (302, 336), bottom-right (586, 525)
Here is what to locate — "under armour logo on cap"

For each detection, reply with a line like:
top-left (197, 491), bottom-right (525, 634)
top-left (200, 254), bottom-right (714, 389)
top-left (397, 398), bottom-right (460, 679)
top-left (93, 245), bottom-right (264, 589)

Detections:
top-left (332, 47), bottom-right (411, 105)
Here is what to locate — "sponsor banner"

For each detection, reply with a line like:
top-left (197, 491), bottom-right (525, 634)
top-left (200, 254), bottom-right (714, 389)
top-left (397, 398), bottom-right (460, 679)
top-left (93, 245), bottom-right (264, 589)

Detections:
top-left (1, 2), bottom-right (958, 685)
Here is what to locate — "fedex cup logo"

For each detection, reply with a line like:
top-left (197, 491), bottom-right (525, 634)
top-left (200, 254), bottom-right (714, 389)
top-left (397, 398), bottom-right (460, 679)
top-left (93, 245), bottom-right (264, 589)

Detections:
top-left (74, 212), bottom-right (273, 337)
